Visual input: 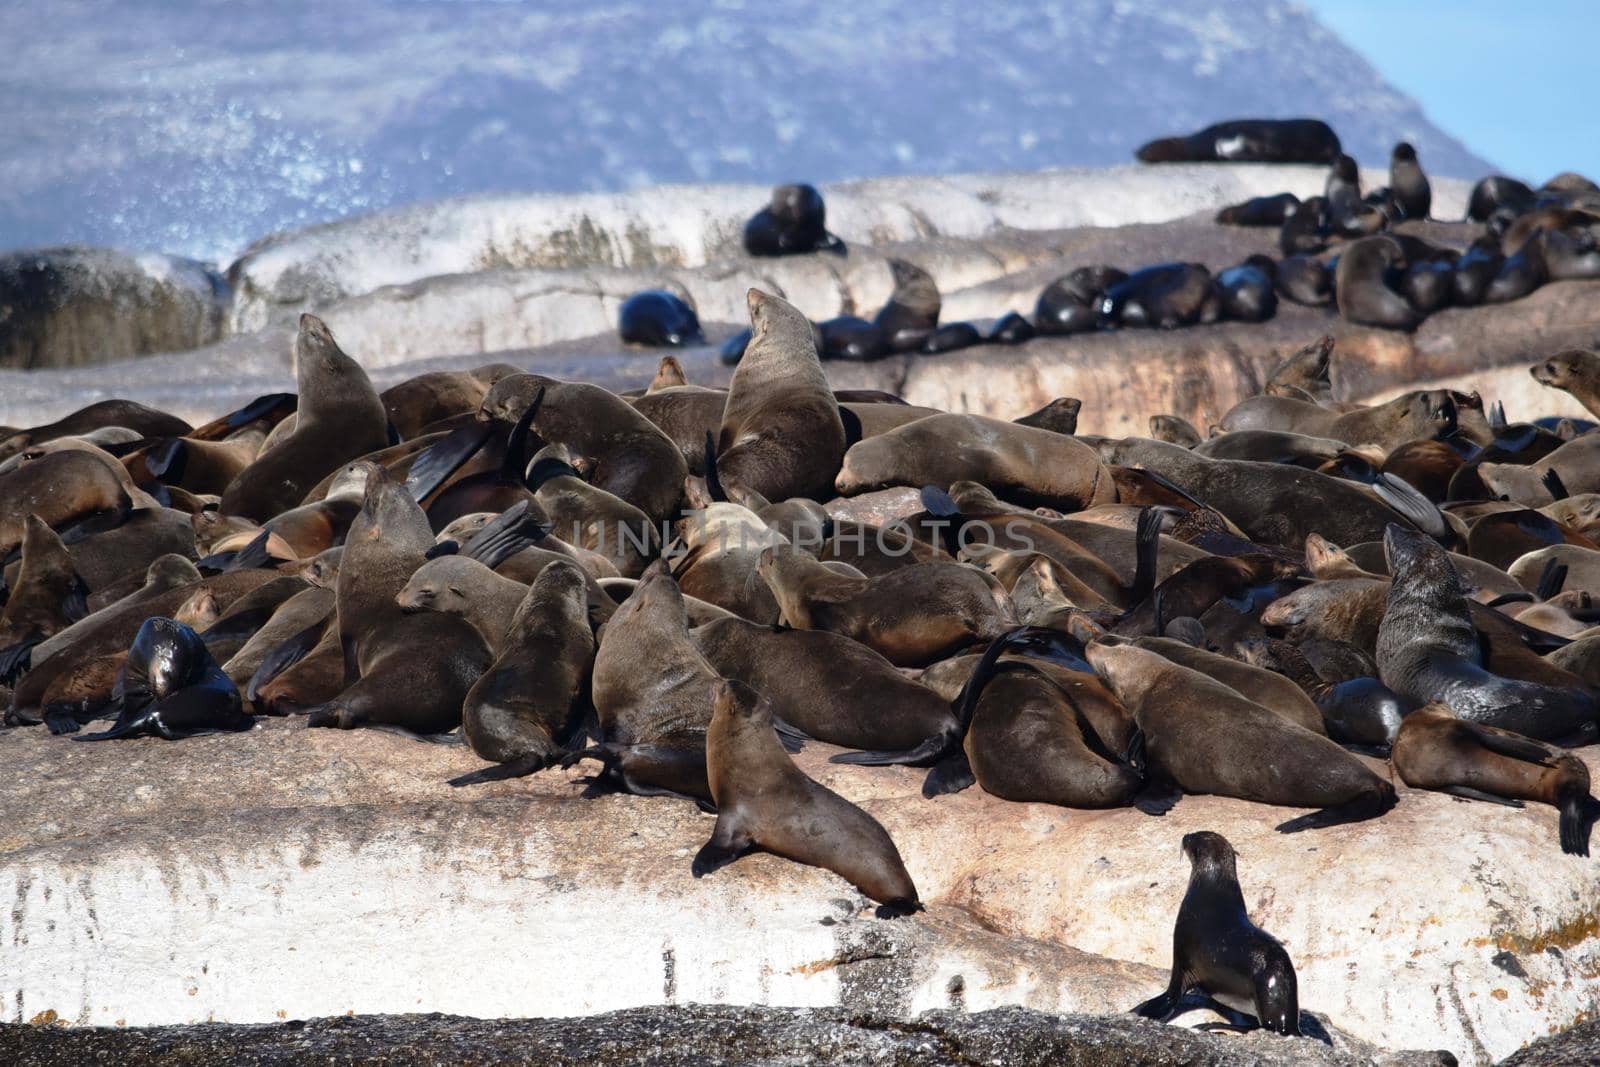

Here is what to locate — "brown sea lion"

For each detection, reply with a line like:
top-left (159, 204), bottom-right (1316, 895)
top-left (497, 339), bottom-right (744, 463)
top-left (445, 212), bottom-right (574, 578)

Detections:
top-left (0, 449), bottom-right (131, 559)
top-left (693, 678), bottom-right (921, 917)
top-left (0, 399), bottom-right (190, 464)
top-left (0, 516), bottom-right (89, 682)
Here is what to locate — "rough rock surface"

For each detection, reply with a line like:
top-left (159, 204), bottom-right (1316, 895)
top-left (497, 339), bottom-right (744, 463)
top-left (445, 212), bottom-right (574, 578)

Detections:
top-left (1, 718), bottom-right (1596, 1064)
top-left (0, 247), bottom-right (227, 370)
top-left (0, 1005), bottom-right (1458, 1067)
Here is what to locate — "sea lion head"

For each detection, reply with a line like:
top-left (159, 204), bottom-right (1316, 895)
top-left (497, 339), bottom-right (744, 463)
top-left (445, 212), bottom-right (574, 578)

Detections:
top-left (711, 677), bottom-right (768, 724)
top-left (293, 314), bottom-right (360, 387)
top-left (1531, 348), bottom-right (1598, 391)
top-left (1382, 523), bottom-right (1455, 589)
top-left (745, 287), bottom-right (813, 353)
top-left (1392, 142), bottom-right (1417, 164)
top-left (131, 616), bottom-right (205, 699)
top-left (1181, 830), bottom-right (1239, 879)
top-left (1084, 641), bottom-right (1161, 707)
top-left (396, 556), bottom-right (490, 616)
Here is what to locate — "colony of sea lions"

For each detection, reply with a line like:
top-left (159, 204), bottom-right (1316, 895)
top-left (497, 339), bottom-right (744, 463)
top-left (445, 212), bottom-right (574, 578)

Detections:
top-left (8, 135), bottom-right (1600, 1042)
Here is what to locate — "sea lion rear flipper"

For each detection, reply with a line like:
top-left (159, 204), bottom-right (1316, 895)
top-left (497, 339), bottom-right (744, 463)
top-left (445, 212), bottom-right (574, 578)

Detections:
top-left (402, 422), bottom-right (494, 502)
top-left (1438, 785), bottom-right (1525, 808)
top-left (1273, 785), bottom-right (1397, 833)
top-left (1134, 778), bottom-right (1182, 817)
top-left (921, 750), bottom-right (975, 798)
top-left (0, 640), bottom-right (36, 685)
top-left (1372, 473), bottom-right (1449, 540)
top-left (919, 485), bottom-right (960, 519)
top-left (448, 753), bottom-right (550, 787)
top-left (1488, 401), bottom-right (1507, 432)
top-left (1456, 721), bottom-right (1562, 766)
top-left (61, 579), bottom-right (89, 623)
top-left (460, 500), bottom-right (550, 570)
top-left (772, 716), bottom-right (809, 753)
top-left (187, 393), bottom-right (297, 441)
top-left (1560, 795), bottom-right (1599, 857)
top-left (830, 731), bottom-right (953, 767)
top-left (225, 530), bottom-right (275, 573)
top-left (1535, 560), bottom-right (1569, 601)
top-left (1129, 506), bottom-right (1163, 605)
top-left (1542, 468), bottom-right (1569, 501)
top-left (72, 704), bottom-right (155, 742)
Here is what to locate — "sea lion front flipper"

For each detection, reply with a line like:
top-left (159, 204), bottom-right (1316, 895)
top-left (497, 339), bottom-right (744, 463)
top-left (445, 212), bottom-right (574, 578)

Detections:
top-left (1439, 785), bottom-right (1526, 808)
top-left (703, 431), bottom-right (727, 503)
top-left (0, 640), bottom-right (36, 685)
top-left (1542, 468), bottom-right (1569, 501)
top-left (1129, 506), bottom-right (1163, 605)
top-left (447, 752), bottom-right (549, 787)
top-left (1134, 779), bottom-right (1182, 817)
top-left (402, 422), bottom-right (494, 502)
top-left (1560, 795), bottom-right (1599, 857)
top-left (246, 621), bottom-right (327, 705)
top-left (921, 750), bottom-right (976, 797)
top-left (459, 500), bottom-right (550, 570)
top-left (225, 530), bottom-right (275, 573)
top-left (1273, 785), bottom-right (1397, 833)
top-left (1372, 473), bottom-right (1449, 541)
top-left (691, 811), bottom-right (754, 878)
top-left (1535, 560), bottom-right (1569, 600)
top-left (42, 702), bottom-right (83, 735)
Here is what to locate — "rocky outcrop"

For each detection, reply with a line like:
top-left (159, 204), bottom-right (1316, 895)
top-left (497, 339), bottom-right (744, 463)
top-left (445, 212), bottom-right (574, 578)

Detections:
top-left (0, 247), bottom-right (227, 370)
top-left (0, 1004), bottom-right (1459, 1067)
top-left (2, 719), bottom-right (1596, 1063)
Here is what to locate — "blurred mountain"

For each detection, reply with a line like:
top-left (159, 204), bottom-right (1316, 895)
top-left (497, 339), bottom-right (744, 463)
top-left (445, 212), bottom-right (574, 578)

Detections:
top-left (0, 0), bottom-right (1492, 261)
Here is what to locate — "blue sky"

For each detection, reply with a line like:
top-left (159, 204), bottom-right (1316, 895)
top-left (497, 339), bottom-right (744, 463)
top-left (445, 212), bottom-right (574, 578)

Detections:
top-left (1308, 0), bottom-right (1598, 182)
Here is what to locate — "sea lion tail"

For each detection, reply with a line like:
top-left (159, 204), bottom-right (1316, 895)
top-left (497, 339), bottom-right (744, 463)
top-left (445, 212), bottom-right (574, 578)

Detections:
top-left (460, 500), bottom-right (550, 570)
top-left (1130, 506), bottom-right (1162, 604)
top-left (703, 431), bottom-right (727, 503)
top-left (1274, 781), bottom-right (1397, 833)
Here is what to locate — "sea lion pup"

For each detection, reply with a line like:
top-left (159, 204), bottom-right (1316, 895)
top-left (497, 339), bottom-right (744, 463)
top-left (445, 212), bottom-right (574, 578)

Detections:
top-left (1218, 389), bottom-right (1455, 451)
top-left (1387, 142), bottom-right (1431, 220)
top-left (714, 289), bottom-right (846, 503)
top-left (74, 617), bottom-right (251, 741)
top-left (837, 414), bottom-right (1113, 511)
top-left (1086, 642), bottom-right (1396, 831)
top-left (872, 259), bottom-right (940, 352)
top-left (1531, 348), bottom-right (1600, 420)
top-left (1392, 703), bottom-right (1597, 856)
top-left (309, 464), bottom-right (491, 734)
top-left (1098, 438), bottom-right (1415, 548)
top-left (742, 182), bottom-right (845, 257)
top-left (648, 355), bottom-right (688, 392)
top-left (693, 679), bottom-right (920, 917)
top-left (1336, 236), bottom-right (1421, 331)
top-left (566, 560), bottom-right (719, 803)
top-left (448, 561), bottom-right (596, 785)
top-left (220, 315), bottom-right (388, 522)
top-left (0, 399), bottom-right (191, 464)
top-left (0, 448), bottom-right (130, 558)
top-left (526, 452), bottom-right (659, 579)
top-left (756, 543), bottom-right (1016, 668)
top-left (0, 516), bottom-right (88, 683)
top-left (1131, 831), bottom-right (1301, 1035)
top-left (1148, 415), bottom-right (1202, 448)
top-left (617, 290), bottom-right (704, 348)
top-left (1215, 192), bottom-right (1300, 227)
top-left (1377, 524), bottom-right (1596, 741)
top-left (1136, 118), bottom-right (1339, 164)
top-left (1236, 637), bottom-right (1409, 750)
top-left (694, 616), bottom-right (958, 756)
top-left (481, 373), bottom-right (687, 523)
top-left (1015, 397), bottom-right (1082, 435)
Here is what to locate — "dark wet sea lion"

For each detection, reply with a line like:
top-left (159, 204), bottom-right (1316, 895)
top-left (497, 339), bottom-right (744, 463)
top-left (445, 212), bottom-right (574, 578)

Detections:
top-left (1275, 256), bottom-right (1332, 306)
top-left (987, 311), bottom-right (1034, 344)
top-left (1468, 175), bottom-right (1536, 223)
top-left (921, 322), bottom-right (980, 354)
top-left (818, 315), bottom-right (886, 361)
top-left (1131, 831), bottom-right (1301, 1035)
top-left (837, 413), bottom-right (1113, 511)
top-left (449, 560), bottom-right (596, 784)
top-left (873, 259), bottom-right (940, 352)
top-left (1098, 263), bottom-right (1218, 329)
top-left (716, 289), bottom-right (847, 502)
top-left (743, 183), bottom-right (844, 257)
top-left (74, 616), bottom-right (250, 741)
top-left (1035, 267), bottom-right (1127, 336)
top-left (618, 290), bottom-right (704, 348)
top-left (1389, 142), bottom-right (1431, 220)
top-left (1279, 196), bottom-right (1328, 255)
top-left (1484, 229), bottom-right (1548, 304)
top-left (1215, 193), bottom-right (1300, 227)
top-left (1236, 637), bottom-right (1409, 749)
top-left (757, 543), bottom-right (1015, 667)
top-left (220, 315), bottom-right (389, 521)
top-left (1087, 641), bottom-right (1396, 831)
top-left (694, 615), bottom-right (958, 754)
top-left (1392, 702), bottom-right (1597, 855)
top-left (481, 373), bottom-right (687, 523)
top-left (1377, 524), bottom-right (1595, 741)
top-left (694, 678), bottom-right (920, 916)
top-left (1136, 119), bottom-right (1339, 164)
top-left (1216, 256), bottom-right (1276, 322)
top-left (1336, 236), bottom-right (1421, 331)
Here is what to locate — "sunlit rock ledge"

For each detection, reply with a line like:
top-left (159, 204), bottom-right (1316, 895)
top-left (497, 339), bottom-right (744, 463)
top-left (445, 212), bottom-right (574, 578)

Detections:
top-left (1, 719), bottom-right (1595, 1064)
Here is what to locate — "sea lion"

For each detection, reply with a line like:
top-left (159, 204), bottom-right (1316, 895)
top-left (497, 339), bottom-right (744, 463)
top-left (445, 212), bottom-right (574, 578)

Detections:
top-left (817, 316), bottom-right (886, 361)
top-left (74, 617), bottom-right (251, 741)
top-left (1016, 398), bottom-right (1083, 436)
top-left (617, 290), bottom-right (704, 348)
top-left (220, 315), bottom-right (389, 521)
top-left (756, 543), bottom-right (1015, 667)
top-left (448, 560), bottom-right (596, 784)
top-left (1392, 702), bottom-right (1596, 856)
top-left (222, 584), bottom-right (335, 691)
top-left (921, 322), bottom-right (980, 354)
top-left (1236, 637), bottom-right (1410, 749)
top-left (1336, 236), bottom-right (1421, 330)
top-left (1110, 634), bottom-right (1325, 735)
top-left (837, 413), bottom-right (1113, 511)
top-left (1136, 119), bottom-right (1339, 164)
top-left (1484, 229), bottom-right (1548, 304)
top-left (526, 454), bottom-right (658, 578)
top-left (1263, 336), bottom-right (1335, 402)
top-left (1388, 143), bottom-right (1431, 220)
top-left (1215, 193), bottom-right (1300, 227)
top-left (571, 560), bottom-right (717, 802)
top-left (1275, 256), bottom-right (1332, 307)
top-left (0, 399), bottom-right (190, 464)
top-left (1216, 256), bottom-right (1277, 322)
top-left (1279, 196), bottom-right (1328, 255)
top-left (1098, 264), bottom-right (1218, 330)
top-left (1218, 389), bottom-right (1454, 451)
top-left (1451, 236), bottom-right (1502, 305)
top-left (1468, 175), bottom-right (1537, 223)
top-left (694, 615), bottom-right (958, 755)
top-left (987, 311), bottom-right (1035, 344)
top-left (1148, 415), bottom-right (1202, 448)
top-left (0, 448), bottom-right (131, 559)
top-left (378, 364), bottom-right (517, 440)
top-left (743, 183), bottom-right (845, 257)
top-left (693, 678), bottom-right (920, 916)
top-left (481, 374), bottom-right (687, 523)
top-left (1035, 267), bottom-right (1128, 335)
top-left (873, 259), bottom-right (940, 352)
top-left (1131, 831), bottom-right (1301, 1035)
top-left (1532, 348), bottom-right (1600, 420)
top-left (1377, 524), bottom-right (1596, 741)
top-left (1325, 153), bottom-right (1360, 216)
top-left (1087, 641), bottom-right (1397, 830)
top-left (0, 516), bottom-right (88, 682)
top-left (648, 355), bottom-right (689, 392)
top-left (311, 464), bottom-right (492, 734)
